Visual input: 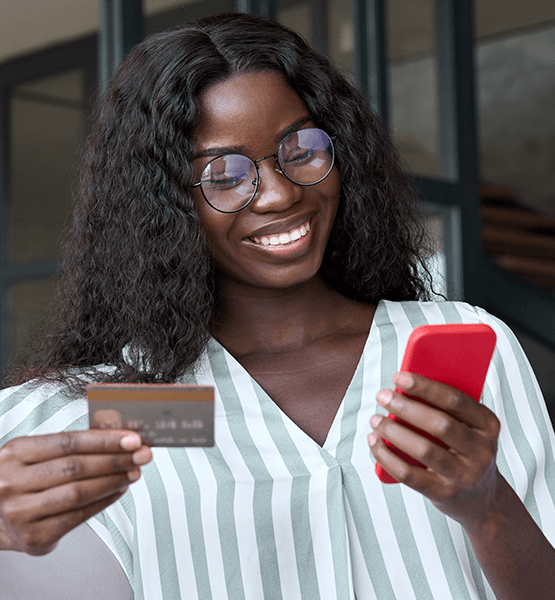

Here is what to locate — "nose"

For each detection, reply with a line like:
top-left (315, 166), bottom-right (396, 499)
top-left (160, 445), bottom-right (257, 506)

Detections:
top-left (250, 156), bottom-right (301, 214)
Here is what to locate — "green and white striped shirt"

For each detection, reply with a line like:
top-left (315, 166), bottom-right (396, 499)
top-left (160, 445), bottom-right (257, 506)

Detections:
top-left (2, 300), bottom-right (555, 599)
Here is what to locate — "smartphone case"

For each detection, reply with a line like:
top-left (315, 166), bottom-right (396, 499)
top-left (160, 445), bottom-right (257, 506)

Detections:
top-left (375, 323), bottom-right (497, 484)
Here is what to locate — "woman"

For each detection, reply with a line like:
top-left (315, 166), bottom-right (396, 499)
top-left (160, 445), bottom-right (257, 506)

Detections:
top-left (1, 13), bottom-right (554, 600)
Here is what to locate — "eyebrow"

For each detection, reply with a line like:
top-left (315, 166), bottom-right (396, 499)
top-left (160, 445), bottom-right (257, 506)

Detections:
top-left (193, 115), bottom-right (314, 160)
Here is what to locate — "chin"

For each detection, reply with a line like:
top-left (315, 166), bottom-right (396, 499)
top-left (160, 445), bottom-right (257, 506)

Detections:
top-left (250, 262), bottom-right (324, 292)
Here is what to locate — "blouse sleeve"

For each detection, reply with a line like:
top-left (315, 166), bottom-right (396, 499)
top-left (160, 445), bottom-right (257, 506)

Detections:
top-left (475, 305), bottom-right (555, 547)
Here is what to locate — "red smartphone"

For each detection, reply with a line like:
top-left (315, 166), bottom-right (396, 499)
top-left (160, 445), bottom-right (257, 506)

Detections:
top-left (375, 323), bottom-right (497, 484)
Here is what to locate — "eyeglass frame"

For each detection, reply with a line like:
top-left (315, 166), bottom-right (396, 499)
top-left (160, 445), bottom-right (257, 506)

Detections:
top-left (190, 127), bottom-right (335, 214)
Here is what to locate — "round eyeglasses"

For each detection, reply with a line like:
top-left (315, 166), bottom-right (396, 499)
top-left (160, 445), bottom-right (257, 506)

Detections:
top-left (191, 128), bottom-right (335, 213)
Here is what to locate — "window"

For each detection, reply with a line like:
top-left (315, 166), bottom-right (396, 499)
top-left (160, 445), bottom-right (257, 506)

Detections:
top-left (0, 38), bottom-right (96, 375)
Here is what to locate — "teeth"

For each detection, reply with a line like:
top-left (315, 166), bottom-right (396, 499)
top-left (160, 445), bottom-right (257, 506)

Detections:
top-left (251, 220), bottom-right (311, 247)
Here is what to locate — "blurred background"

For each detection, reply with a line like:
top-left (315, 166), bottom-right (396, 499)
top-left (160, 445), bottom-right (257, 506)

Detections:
top-left (0, 0), bottom-right (554, 420)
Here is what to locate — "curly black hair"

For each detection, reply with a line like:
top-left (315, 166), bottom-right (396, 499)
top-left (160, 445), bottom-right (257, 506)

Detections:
top-left (13, 12), bottom-right (432, 389)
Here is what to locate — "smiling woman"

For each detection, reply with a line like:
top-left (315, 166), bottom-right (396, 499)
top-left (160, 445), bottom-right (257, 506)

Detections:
top-left (1, 12), bottom-right (555, 600)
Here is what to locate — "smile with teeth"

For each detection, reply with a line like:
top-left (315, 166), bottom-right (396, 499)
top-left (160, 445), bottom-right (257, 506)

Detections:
top-left (250, 220), bottom-right (311, 246)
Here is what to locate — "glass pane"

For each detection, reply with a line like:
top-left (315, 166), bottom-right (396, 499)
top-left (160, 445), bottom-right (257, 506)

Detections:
top-left (9, 69), bottom-right (83, 264)
top-left (421, 202), bottom-right (463, 301)
top-left (145, 0), bottom-right (208, 13)
top-left (422, 213), bottom-right (447, 298)
top-left (475, 0), bottom-right (555, 294)
top-left (144, 0), bottom-right (234, 34)
top-left (278, 2), bottom-right (312, 48)
top-left (327, 0), bottom-right (354, 78)
top-left (10, 277), bottom-right (59, 362)
top-left (277, 0), bottom-right (354, 80)
top-left (387, 0), bottom-right (440, 178)
top-left (512, 326), bottom-right (555, 422)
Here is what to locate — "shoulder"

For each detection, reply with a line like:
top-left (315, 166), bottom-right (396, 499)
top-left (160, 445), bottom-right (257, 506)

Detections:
top-left (377, 299), bottom-right (541, 399)
top-left (377, 298), bottom-right (521, 333)
top-left (0, 363), bottom-right (116, 404)
top-left (375, 299), bottom-right (527, 362)
top-left (381, 300), bottom-right (521, 351)
top-left (0, 378), bottom-right (71, 407)
top-left (0, 366), bottom-right (115, 443)
top-left (378, 298), bottom-right (487, 326)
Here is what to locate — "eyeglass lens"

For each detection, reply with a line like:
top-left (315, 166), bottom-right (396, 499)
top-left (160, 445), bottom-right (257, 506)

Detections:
top-left (199, 128), bottom-right (334, 213)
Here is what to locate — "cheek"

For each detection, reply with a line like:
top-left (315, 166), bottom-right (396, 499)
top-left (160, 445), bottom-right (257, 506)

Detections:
top-left (325, 171), bottom-right (341, 220)
top-left (197, 217), bottom-right (229, 254)
top-left (192, 194), bottom-right (235, 260)
top-left (192, 190), bottom-right (218, 236)
top-left (191, 186), bottom-right (207, 219)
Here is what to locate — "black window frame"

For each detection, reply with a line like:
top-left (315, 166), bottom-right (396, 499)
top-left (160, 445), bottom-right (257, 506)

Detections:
top-left (0, 36), bottom-right (97, 379)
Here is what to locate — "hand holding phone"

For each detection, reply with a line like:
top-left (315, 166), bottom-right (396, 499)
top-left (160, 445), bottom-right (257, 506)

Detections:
top-left (374, 323), bottom-right (496, 484)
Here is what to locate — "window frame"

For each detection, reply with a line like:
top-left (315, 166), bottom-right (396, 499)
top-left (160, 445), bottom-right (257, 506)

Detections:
top-left (0, 36), bottom-right (97, 378)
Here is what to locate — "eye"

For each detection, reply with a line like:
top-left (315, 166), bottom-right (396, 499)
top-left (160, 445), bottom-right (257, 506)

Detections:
top-left (283, 147), bottom-right (315, 165)
top-left (204, 174), bottom-right (244, 189)
top-left (201, 155), bottom-right (252, 190)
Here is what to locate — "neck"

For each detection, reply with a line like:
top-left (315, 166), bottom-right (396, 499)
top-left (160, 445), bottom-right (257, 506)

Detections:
top-left (212, 274), bottom-right (357, 357)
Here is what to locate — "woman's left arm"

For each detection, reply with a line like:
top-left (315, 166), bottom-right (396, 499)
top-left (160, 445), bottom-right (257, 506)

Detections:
top-left (368, 372), bottom-right (555, 600)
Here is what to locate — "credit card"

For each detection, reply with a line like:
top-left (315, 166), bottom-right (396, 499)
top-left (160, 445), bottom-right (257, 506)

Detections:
top-left (87, 383), bottom-right (214, 447)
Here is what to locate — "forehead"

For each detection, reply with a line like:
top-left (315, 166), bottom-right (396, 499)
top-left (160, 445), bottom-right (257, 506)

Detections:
top-left (193, 71), bottom-right (311, 153)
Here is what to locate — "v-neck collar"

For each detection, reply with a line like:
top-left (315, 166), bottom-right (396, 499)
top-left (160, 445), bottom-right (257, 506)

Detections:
top-left (207, 300), bottom-right (383, 453)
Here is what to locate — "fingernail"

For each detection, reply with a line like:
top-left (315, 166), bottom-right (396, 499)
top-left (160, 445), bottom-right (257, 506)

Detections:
top-left (368, 433), bottom-right (378, 447)
top-left (128, 469), bottom-right (141, 482)
top-left (120, 434), bottom-right (142, 451)
top-left (395, 372), bottom-right (414, 389)
top-left (132, 448), bottom-right (152, 465)
top-left (377, 389), bottom-right (392, 406)
top-left (370, 414), bottom-right (383, 428)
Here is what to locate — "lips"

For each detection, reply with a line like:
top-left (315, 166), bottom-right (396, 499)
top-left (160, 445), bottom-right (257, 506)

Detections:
top-left (249, 219), bottom-right (311, 246)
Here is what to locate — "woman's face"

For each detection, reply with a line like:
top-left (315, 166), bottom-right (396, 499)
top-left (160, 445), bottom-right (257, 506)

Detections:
top-left (191, 71), bottom-right (341, 293)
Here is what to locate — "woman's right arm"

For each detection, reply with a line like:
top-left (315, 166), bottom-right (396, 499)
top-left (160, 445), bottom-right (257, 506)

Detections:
top-left (0, 430), bottom-right (152, 555)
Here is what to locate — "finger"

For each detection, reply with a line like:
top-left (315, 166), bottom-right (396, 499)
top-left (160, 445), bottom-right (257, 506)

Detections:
top-left (370, 413), bottom-right (458, 477)
top-left (6, 472), bottom-right (135, 522)
top-left (376, 388), bottom-right (476, 455)
top-left (393, 372), bottom-right (499, 432)
top-left (22, 446), bottom-right (152, 493)
top-left (369, 432), bottom-right (437, 489)
top-left (3, 430), bottom-right (143, 464)
top-left (16, 489), bottom-right (128, 556)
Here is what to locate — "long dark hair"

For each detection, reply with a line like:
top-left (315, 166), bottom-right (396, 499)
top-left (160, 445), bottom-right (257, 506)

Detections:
top-left (12, 12), bottom-right (432, 389)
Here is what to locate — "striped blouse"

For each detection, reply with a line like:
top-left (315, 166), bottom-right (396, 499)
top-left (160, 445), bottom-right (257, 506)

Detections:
top-left (1, 300), bottom-right (555, 599)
